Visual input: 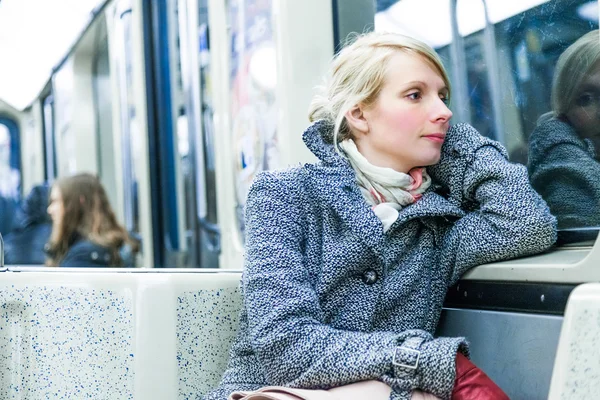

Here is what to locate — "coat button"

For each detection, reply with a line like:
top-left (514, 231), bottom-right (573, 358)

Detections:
top-left (362, 269), bottom-right (378, 285)
top-left (91, 251), bottom-right (99, 260)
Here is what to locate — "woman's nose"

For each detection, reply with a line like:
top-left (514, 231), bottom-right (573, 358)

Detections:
top-left (433, 98), bottom-right (453, 122)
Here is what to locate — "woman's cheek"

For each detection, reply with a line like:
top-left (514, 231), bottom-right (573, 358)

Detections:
top-left (569, 107), bottom-right (597, 139)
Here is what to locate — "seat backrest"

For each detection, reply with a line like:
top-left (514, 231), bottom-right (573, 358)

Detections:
top-left (0, 268), bottom-right (243, 399)
top-left (548, 283), bottom-right (600, 399)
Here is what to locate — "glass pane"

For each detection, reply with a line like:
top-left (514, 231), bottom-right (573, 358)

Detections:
top-left (115, 8), bottom-right (143, 261)
top-left (377, 0), bottom-right (600, 236)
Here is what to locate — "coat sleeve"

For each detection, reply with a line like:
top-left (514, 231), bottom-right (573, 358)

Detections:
top-left (528, 119), bottom-right (600, 229)
top-left (428, 123), bottom-right (557, 283)
top-left (242, 171), bottom-right (468, 399)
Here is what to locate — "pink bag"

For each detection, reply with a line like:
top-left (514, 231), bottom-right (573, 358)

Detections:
top-left (228, 380), bottom-right (392, 400)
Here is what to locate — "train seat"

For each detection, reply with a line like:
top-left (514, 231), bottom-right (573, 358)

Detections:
top-left (548, 283), bottom-right (600, 399)
top-left (0, 268), bottom-right (598, 400)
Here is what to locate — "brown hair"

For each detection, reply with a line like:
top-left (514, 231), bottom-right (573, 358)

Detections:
top-left (46, 173), bottom-right (139, 266)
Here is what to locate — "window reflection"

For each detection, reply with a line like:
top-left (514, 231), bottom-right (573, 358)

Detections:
top-left (528, 30), bottom-right (600, 229)
top-left (376, 0), bottom-right (599, 235)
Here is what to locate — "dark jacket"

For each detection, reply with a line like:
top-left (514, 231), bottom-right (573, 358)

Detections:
top-left (59, 237), bottom-right (116, 268)
top-left (205, 122), bottom-right (556, 400)
top-left (528, 117), bottom-right (600, 229)
top-left (0, 195), bottom-right (18, 236)
top-left (4, 184), bottom-right (51, 265)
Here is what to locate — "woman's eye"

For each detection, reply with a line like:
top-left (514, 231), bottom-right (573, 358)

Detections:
top-left (576, 93), bottom-right (594, 107)
top-left (440, 94), bottom-right (450, 105)
top-left (407, 92), bottom-right (421, 100)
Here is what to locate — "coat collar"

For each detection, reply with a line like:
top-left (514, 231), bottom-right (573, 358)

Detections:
top-left (302, 120), bottom-right (350, 167)
top-left (302, 120), bottom-right (466, 256)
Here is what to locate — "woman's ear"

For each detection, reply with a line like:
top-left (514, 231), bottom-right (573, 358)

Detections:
top-left (345, 105), bottom-right (369, 136)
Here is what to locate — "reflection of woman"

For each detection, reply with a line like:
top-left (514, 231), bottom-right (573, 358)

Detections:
top-left (45, 173), bottom-right (139, 267)
top-left (206, 32), bottom-right (555, 400)
top-left (528, 30), bottom-right (600, 229)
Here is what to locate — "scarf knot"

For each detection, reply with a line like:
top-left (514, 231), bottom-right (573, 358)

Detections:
top-left (339, 139), bottom-right (431, 232)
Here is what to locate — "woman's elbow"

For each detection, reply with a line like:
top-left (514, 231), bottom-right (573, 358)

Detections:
top-left (514, 208), bottom-right (558, 254)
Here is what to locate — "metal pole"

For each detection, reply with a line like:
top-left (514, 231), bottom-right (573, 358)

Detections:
top-left (449, 0), bottom-right (472, 124)
top-left (482, 0), bottom-right (506, 143)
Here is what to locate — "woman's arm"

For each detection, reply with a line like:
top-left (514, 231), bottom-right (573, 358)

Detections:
top-left (242, 171), bottom-right (467, 399)
top-left (428, 123), bottom-right (557, 283)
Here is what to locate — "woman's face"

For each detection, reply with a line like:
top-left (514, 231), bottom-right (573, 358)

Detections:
top-left (566, 60), bottom-right (600, 150)
top-left (352, 51), bottom-right (453, 173)
top-left (47, 187), bottom-right (65, 224)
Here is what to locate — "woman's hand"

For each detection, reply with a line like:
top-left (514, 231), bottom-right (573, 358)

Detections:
top-left (411, 390), bottom-right (441, 399)
top-left (427, 123), bottom-right (508, 208)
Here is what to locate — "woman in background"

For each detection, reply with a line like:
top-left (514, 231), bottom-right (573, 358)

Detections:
top-left (45, 173), bottom-right (139, 267)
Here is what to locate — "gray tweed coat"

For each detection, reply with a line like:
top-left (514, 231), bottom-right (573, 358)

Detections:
top-left (205, 121), bottom-right (556, 400)
top-left (528, 117), bottom-right (600, 229)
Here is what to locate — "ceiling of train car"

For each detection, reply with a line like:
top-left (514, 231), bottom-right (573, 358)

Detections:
top-left (0, 0), bottom-right (104, 111)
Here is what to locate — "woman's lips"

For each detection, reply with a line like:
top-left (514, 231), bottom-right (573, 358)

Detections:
top-left (423, 133), bottom-right (446, 143)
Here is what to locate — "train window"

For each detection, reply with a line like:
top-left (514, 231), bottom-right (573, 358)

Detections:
top-left (93, 36), bottom-right (120, 226)
top-left (376, 0), bottom-right (600, 243)
top-left (0, 117), bottom-right (21, 235)
top-left (228, 0), bottom-right (280, 243)
top-left (115, 7), bottom-right (143, 256)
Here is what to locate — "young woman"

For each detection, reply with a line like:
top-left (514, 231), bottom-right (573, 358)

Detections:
top-left (528, 30), bottom-right (600, 229)
top-left (45, 173), bottom-right (139, 267)
top-left (206, 32), bottom-right (556, 400)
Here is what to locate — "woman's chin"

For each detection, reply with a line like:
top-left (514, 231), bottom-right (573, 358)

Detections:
top-left (419, 154), bottom-right (442, 167)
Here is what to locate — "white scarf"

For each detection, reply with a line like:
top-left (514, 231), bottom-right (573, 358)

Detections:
top-left (339, 139), bottom-right (431, 232)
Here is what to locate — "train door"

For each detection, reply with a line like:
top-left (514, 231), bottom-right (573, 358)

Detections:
top-left (106, 0), bottom-right (155, 268)
top-left (172, 0), bottom-right (221, 268)
top-left (139, 0), bottom-right (198, 267)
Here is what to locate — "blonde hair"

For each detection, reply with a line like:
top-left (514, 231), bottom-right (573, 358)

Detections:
top-left (308, 31), bottom-right (451, 149)
top-left (551, 30), bottom-right (600, 117)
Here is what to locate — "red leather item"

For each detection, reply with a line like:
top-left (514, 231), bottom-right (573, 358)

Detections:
top-left (451, 353), bottom-right (510, 400)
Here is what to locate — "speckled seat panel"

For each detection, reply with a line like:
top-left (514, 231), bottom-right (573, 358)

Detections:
top-left (0, 285), bottom-right (134, 399)
top-left (0, 269), bottom-right (243, 399)
top-left (549, 283), bottom-right (600, 399)
top-left (177, 287), bottom-right (243, 399)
